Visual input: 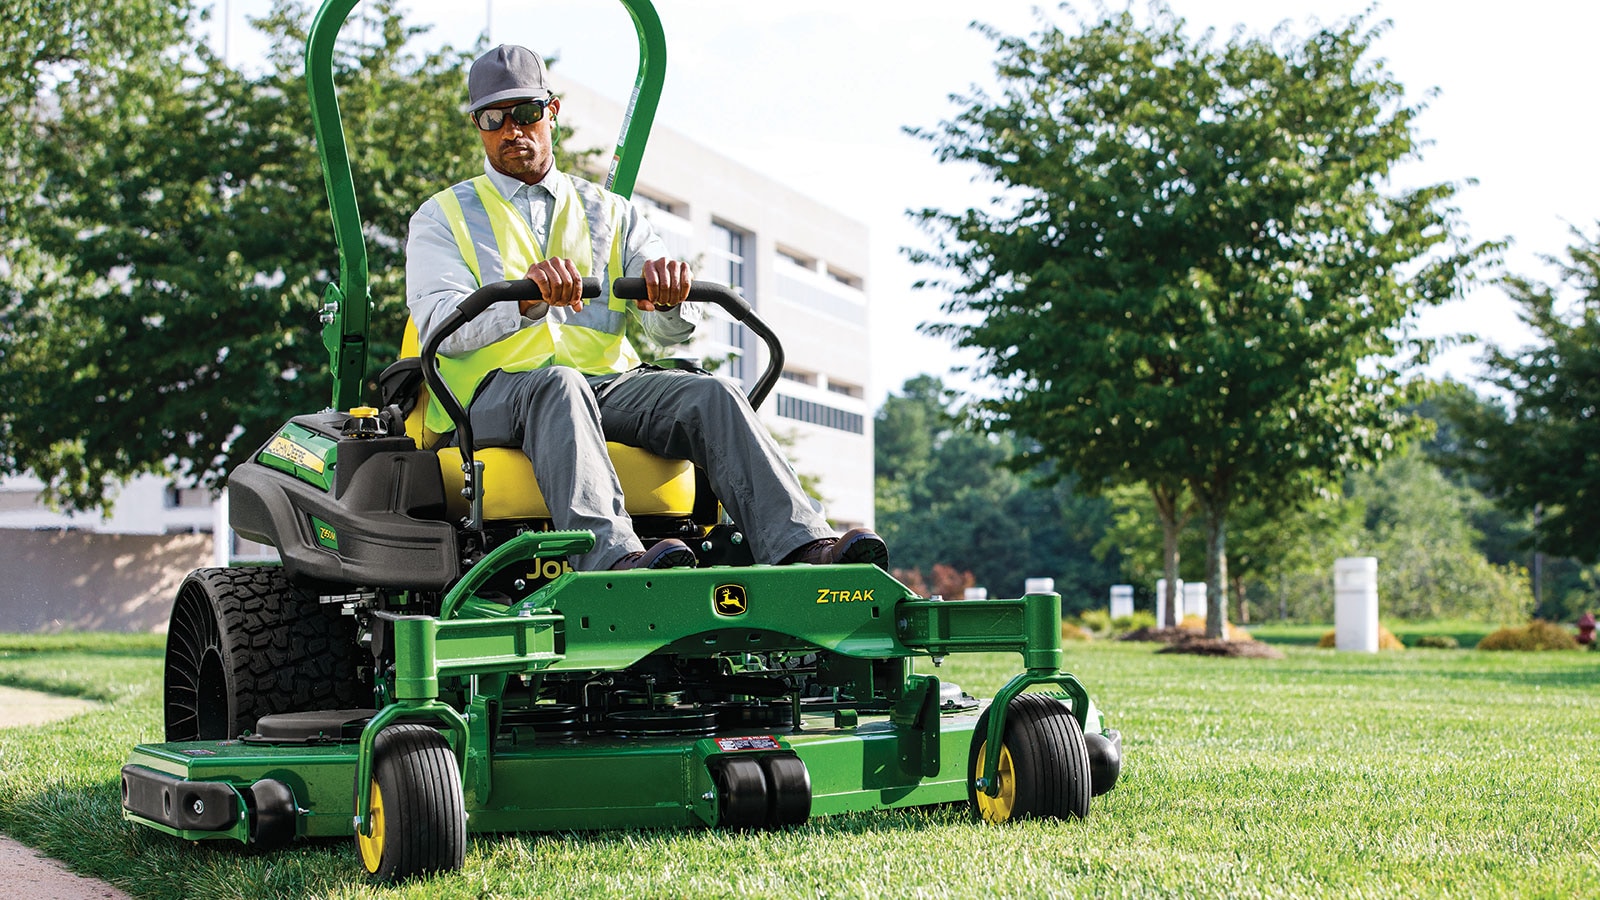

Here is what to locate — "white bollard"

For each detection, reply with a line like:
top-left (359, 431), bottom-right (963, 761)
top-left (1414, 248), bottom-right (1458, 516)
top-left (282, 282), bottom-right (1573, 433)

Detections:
top-left (1109, 584), bottom-right (1134, 619)
top-left (963, 587), bottom-right (989, 601)
top-left (1183, 582), bottom-right (1207, 620)
top-left (1334, 557), bottom-right (1380, 652)
top-left (212, 488), bottom-right (231, 568)
top-left (1024, 578), bottom-right (1055, 595)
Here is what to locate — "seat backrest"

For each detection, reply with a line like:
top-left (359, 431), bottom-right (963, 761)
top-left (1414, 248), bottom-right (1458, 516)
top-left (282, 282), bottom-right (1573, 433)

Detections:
top-left (398, 319), bottom-right (446, 449)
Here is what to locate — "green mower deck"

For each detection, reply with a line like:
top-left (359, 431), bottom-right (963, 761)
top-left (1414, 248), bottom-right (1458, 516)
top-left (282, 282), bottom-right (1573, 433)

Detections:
top-left (125, 551), bottom-right (1118, 849)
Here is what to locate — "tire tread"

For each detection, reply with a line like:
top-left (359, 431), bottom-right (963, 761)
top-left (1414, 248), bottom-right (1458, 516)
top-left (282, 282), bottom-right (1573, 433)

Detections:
top-left (164, 566), bottom-right (371, 740)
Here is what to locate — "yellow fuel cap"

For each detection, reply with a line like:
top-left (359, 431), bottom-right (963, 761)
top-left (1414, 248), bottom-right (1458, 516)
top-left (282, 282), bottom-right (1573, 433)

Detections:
top-left (348, 406), bottom-right (378, 417)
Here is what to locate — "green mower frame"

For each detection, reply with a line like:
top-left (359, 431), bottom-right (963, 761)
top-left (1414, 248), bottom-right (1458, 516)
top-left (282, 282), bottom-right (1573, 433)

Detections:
top-left (120, 0), bottom-right (1121, 881)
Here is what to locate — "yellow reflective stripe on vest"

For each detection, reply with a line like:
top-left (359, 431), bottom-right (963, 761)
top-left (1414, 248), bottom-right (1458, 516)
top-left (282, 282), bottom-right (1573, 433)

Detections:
top-left (424, 173), bottom-right (638, 433)
top-left (431, 188), bottom-right (482, 284)
top-left (469, 175), bottom-right (568, 278)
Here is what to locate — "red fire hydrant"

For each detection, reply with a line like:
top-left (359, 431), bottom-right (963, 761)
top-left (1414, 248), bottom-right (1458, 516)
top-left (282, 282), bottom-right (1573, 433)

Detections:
top-left (1578, 612), bottom-right (1596, 646)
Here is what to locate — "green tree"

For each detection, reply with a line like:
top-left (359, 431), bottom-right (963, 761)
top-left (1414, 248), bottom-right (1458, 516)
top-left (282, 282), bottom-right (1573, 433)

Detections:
top-left (874, 376), bottom-right (1121, 608)
top-left (1095, 480), bottom-right (1357, 622)
top-left (0, 1), bottom-right (489, 510)
top-left (1, 0), bottom-right (192, 215)
top-left (910, 5), bottom-right (1492, 637)
top-left (1447, 225), bottom-right (1600, 565)
top-left (1, 0), bottom-right (197, 491)
top-left (1346, 453), bottom-right (1530, 623)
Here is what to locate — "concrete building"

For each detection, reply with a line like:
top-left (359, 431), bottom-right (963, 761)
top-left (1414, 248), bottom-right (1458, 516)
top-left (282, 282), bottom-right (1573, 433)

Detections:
top-left (0, 475), bottom-right (215, 631)
top-left (0, 474), bottom-right (215, 535)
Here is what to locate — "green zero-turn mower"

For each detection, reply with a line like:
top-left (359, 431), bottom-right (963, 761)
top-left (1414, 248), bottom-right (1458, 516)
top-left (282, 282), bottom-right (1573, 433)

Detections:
top-left (119, 0), bottom-right (1122, 881)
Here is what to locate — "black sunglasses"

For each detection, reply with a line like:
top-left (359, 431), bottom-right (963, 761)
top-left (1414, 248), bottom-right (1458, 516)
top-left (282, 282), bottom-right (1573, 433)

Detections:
top-left (472, 98), bottom-right (554, 132)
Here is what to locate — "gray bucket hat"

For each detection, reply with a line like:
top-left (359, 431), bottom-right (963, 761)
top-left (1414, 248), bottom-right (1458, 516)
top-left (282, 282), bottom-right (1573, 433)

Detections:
top-left (464, 45), bottom-right (553, 113)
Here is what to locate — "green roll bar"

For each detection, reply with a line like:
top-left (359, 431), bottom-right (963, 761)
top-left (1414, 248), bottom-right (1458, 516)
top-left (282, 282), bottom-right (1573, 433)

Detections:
top-left (304, 0), bottom-right (668, 409)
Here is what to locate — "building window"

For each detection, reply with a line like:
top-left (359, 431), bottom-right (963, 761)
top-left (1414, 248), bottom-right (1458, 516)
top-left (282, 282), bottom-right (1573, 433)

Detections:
top-left (709, 221), bottom-right (754, 385)
top-left (636, 190), bottom-right (686, 217)
top-left (781, 369), bottom-right (817, 386)
top-left (826, 380), bottom-right (864, 399)
top-left (164, 485), bottom-right (210, 509)
top-left (826, 265), bottom-right (862, 289)
top-left (774, 394), bottom-right (864, 435)
top-left (775, 245), bottom-right (815, 269)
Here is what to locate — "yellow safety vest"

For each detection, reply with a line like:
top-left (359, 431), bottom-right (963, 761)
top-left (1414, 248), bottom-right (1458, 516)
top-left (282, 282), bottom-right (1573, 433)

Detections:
top-left (424, 171), bottom-right (633, 433)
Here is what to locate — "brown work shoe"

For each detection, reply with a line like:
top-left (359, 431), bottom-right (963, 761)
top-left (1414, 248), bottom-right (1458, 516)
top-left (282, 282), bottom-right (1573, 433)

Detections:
top-left (781, 528), bottom-right (888, 568)
top-left (610, 538), bottom-right (698, 570)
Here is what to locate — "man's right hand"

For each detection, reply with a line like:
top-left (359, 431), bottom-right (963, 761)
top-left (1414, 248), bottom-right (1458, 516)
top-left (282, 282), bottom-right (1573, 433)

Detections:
top-left (521, 257), bottom-right (584, 315)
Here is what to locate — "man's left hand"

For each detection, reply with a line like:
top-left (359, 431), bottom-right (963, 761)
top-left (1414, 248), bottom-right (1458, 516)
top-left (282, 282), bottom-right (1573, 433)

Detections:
top-left (639, 258), bottom-right (692, 311)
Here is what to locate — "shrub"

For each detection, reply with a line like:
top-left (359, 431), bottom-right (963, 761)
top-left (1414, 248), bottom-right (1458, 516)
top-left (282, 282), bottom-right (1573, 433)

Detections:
top-left (1317, 627), bottom-right (1405, 650)
top-left (1476, 620), bottom-right (1579, 651)
top-left (1077, 609), bottom-right (1112, 635)
top-left (1414, 634), bottom-right (1460, 650)
top-left (1112, 611), bottom-right (1157, 633)
top-left (1077, 609), bottom-right (1157, 639)
top-left (1180, 613), bottom-right (1256, 642)
top-left (1061, 622), bottom-right (1093, 642)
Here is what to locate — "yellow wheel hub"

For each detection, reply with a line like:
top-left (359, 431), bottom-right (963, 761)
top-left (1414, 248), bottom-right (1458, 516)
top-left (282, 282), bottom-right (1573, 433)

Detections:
top-left (974, 740), bottom-right (1017, 823)
top-left (357, 779), bottom-right (386, 873)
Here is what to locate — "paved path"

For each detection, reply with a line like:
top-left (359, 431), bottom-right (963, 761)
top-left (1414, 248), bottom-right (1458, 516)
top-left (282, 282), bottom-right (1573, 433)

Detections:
top-left (0, 836), bottom-right (133, 900)
top-left (0, 686), bottom-right (134, 900)
top-left (0, 684), bottom-right (100, 726)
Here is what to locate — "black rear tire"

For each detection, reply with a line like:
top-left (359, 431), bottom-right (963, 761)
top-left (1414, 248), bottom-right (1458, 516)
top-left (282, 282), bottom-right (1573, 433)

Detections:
top-left (357, 724), bottom-right (466, 881)
top-left (968, 693), bottom-right (1092, 823)
top-left (164, 566), bottom-right (371, 741)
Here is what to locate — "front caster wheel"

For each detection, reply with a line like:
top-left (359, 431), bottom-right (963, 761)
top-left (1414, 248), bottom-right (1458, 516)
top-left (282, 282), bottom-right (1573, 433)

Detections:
top-left (357, 725), bottom-right (465, 881)
top-left (968, 692), bottom-right (1091, 823)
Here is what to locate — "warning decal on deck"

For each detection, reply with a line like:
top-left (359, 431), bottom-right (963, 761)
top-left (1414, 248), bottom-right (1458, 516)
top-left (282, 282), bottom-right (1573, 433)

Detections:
top-left (715, 735), bottom-right (780, 752)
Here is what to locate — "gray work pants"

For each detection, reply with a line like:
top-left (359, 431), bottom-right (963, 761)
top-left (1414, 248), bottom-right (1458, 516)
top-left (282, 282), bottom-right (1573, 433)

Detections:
top-left (468, 365), bottom-right (833, 570)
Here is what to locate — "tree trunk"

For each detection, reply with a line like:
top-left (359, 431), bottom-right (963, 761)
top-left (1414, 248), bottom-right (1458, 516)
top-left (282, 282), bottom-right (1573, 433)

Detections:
top-left (1160, 520), bottom-right (1181, 628)
top-left (1203, 506), bottom-right (1230, 640)
top-left (1233, 576), bottom-right (1249, 624)
top-left (1153, 484), bottom-right (1184, 629)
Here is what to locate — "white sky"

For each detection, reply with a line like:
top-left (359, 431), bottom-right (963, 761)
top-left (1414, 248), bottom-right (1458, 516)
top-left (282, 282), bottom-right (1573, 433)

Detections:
top-left (218, 0), bottom-right (1600, 404)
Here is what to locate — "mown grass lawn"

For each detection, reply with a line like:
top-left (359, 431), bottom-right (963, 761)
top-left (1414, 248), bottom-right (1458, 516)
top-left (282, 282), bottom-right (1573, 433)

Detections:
top-left (1, 631), bottom-right (1596, 899)
top-left (1246, 619), bottom-right (1501, 648)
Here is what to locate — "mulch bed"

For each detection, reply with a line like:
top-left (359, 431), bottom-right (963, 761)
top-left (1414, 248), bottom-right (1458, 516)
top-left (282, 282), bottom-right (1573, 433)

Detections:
top-left (1118, 626), bottom-right (1286, 659)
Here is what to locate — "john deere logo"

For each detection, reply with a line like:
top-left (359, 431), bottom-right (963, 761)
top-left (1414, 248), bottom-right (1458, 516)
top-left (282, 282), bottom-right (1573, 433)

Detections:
top-left (714, 584), bottom-right (748, 617)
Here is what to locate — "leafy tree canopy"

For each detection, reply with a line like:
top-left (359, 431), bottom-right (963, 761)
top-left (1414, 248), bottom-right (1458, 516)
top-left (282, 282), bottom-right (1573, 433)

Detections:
top-left (1, 0), bottom-right (494, 510)
top-left (874, 375), bottom-right (1121, 609)
top-left (1100, 449), bottom-right (1530, 624)
top-left (910, 3), bottom-right (1495, 636)
top-left (1344, 453), bottom-right (1529, 623)
top-left (1446, 224), bottom-right (1600, 563)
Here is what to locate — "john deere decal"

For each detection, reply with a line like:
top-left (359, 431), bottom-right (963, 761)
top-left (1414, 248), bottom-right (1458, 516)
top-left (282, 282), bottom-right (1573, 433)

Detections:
top-left (713, 584), bottom-right (748, 616)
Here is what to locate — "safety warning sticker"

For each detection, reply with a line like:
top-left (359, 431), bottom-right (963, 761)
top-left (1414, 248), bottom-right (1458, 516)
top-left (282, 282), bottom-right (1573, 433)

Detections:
top-left (715, 735), bottom-right (780, 752)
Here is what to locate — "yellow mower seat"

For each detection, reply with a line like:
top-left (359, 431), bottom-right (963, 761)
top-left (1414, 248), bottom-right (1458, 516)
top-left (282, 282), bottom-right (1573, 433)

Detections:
top-left (399, 320), bottom-right (696, 522)
top-left (437, 445), bottom-right (695, 521)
